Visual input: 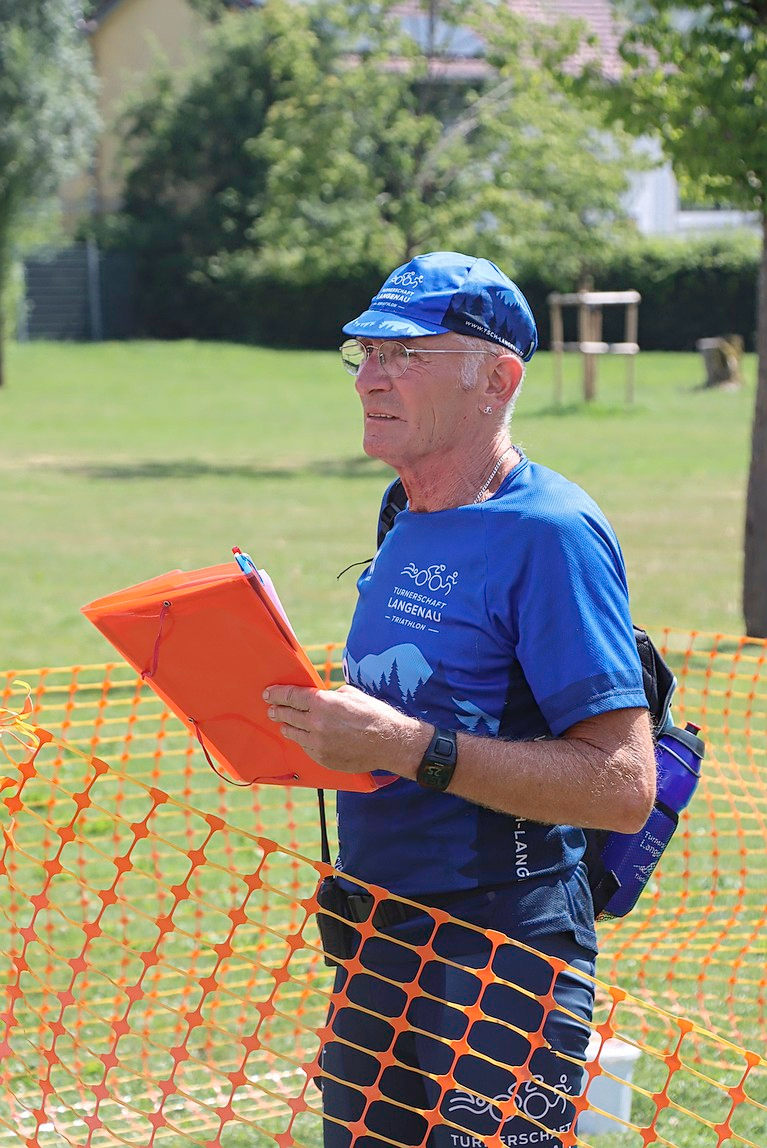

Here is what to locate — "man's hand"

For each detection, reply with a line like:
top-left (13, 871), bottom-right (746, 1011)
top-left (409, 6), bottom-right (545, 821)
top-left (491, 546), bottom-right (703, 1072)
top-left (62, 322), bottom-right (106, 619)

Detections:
top-left (263, 684), bottom-right (654, 832)
top-left (263, 683), bottom-right (429, 776)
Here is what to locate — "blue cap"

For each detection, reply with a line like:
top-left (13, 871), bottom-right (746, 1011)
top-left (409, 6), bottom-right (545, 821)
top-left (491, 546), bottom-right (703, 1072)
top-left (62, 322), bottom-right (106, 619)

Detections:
top-left (342, 251), bottom-right (538, 361)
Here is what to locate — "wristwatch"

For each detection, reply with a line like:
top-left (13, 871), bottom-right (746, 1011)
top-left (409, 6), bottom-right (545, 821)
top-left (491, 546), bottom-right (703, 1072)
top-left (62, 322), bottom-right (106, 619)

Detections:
top-left (416, 727), bottom-right (458, 792)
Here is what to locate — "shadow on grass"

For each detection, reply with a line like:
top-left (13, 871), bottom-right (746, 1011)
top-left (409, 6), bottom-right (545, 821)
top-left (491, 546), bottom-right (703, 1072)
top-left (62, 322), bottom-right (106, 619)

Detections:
top-left (55, 455), bottom-right (393, 482)
top-left (532, 402), bottom-right (646, 418)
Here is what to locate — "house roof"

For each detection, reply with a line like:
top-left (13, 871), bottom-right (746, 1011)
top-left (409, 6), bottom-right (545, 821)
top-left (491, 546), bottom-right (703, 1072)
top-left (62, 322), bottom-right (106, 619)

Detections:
top-left (506, 0), bottom-right (624, 79)
top-left (394, 0), bottom-right (624, 80)
top-left (87, 0), bottom-right (623, 78)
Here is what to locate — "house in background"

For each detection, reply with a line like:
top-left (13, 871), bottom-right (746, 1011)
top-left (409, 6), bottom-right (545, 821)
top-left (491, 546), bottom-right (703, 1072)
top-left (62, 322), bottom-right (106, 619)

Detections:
top-left (28, 0), bottom-right (755, 344)
top-left (397, 0), bottom-right (758, 237)
top-left (63, 0), bottom-right (758, 237)
top-left (61, 0), bottom-right (207, 221)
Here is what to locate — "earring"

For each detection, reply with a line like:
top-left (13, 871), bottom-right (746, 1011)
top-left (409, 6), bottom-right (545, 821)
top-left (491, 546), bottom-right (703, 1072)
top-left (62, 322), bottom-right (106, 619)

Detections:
top-left (483, 406), bottom-right (493, 414)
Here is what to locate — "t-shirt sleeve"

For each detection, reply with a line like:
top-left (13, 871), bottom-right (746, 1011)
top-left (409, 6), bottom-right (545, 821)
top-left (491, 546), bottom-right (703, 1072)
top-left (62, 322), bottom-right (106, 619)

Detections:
top-left (511, 507), bottom-right (648, 736)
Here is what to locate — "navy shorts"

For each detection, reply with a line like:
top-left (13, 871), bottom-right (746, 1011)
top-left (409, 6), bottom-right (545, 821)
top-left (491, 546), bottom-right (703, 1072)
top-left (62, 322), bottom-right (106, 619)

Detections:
top-left (321, 887), bottom-right (596, 1148)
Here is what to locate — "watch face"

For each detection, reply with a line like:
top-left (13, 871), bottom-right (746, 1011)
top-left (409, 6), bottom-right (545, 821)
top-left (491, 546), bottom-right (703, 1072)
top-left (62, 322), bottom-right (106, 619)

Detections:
top-left (417, 728), bottom-right (457, 791)
top-left (421, 761), bottom-right (452, 790)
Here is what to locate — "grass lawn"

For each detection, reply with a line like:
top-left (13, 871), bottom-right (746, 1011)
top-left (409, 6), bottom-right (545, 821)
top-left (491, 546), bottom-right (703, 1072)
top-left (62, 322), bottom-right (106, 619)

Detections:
top-left (0, 339), bottom-right (758, 672)
top-left (1, 340), bottom-right (764, 1145)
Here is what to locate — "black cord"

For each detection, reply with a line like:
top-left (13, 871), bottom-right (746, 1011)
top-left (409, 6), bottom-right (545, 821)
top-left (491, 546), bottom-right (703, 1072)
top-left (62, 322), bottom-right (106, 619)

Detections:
top-left (336, 558), bottom-right (372, 580)
top-left (317, 788), bottom-right (331, 865)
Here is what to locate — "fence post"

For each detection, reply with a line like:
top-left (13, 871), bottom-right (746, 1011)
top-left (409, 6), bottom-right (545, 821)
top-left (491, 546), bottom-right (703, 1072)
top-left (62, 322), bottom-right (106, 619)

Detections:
top-left (86, 238), bottom-right (103, 342)
top-left (16, 259), bottom-right (29, 343)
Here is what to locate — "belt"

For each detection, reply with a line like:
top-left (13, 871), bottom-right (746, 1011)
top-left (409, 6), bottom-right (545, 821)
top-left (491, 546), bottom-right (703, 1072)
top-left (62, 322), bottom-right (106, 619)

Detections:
top-left (344, 892), bottom-right (426, 930)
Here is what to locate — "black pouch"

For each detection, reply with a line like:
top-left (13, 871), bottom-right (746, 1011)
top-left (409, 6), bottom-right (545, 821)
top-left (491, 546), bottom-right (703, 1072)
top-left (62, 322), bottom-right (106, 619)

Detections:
top-left (315, 876), bottom-right (369, 967)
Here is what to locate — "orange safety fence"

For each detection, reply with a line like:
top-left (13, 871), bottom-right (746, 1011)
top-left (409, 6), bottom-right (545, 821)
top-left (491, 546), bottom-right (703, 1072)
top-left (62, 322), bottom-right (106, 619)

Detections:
top-left (0, 628), bottom-right (765, 1147)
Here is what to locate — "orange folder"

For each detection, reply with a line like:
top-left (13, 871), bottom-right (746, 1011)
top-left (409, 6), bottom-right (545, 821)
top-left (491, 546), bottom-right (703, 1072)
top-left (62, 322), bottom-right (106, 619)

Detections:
top-left (81, 560), bottom-right (377, 792)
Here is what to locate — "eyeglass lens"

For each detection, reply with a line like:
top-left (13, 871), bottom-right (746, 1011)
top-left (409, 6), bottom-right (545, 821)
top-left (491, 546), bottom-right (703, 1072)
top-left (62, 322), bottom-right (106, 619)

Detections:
top-left (340, 340), bottom-right (412, 378)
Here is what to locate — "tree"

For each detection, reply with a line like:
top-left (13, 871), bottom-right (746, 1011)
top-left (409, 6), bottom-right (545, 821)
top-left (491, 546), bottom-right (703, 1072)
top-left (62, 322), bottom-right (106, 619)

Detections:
top-left (0, 1), bottom-right (98, 385)
top-left (109, 0), bottom-right (640, 341)
top-left (253, 0), bottom-right (639, 281)
top-left (599, 1), bottom-right (767, 635)
top-left (187, 0), bottom-right (263, 19)
top-left (80, 0), bottom-right (256, 20)
top-left (105, 0), bottom-right (335, 337)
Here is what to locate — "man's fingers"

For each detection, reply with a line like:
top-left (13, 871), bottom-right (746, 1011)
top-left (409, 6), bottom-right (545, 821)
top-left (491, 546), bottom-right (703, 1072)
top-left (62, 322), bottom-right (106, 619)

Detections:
top-left (286, 684), bottom-right (312, 710)
top-left (264, 684), bottom-right (314, 710)
top-left (279, 722), bottom-right (309, 747)
top-left (268, 703), bottom-right (312, 731)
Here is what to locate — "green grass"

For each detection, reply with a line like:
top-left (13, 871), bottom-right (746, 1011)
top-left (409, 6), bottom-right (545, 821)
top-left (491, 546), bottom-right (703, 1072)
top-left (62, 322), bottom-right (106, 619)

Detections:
top-left (0, 340), bottom-right (757, 671)
top-left (1, 340), bottom-right (764, 1147)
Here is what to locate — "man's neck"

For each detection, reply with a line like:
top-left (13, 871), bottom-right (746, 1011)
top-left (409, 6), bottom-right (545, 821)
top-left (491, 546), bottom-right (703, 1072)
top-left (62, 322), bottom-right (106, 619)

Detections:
top-left (400, 441), bottom-right (519, 513)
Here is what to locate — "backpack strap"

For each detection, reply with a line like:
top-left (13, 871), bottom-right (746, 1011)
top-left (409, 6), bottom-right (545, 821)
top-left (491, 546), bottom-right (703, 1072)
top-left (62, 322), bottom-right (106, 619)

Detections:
top-left (633, 624), bottom-right (676, 735)
top-left (377, 477), bottom-right (408, 549)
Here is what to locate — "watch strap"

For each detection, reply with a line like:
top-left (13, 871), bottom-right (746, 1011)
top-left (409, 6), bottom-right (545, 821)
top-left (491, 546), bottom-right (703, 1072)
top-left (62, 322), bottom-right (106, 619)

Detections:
top-left (416, 726), bottom-right (458, 792)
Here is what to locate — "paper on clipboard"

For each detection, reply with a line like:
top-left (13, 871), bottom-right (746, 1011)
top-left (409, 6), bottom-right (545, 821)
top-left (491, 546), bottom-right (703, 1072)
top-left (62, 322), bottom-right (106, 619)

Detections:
top-left (81, 557), bottom-right (378, 792)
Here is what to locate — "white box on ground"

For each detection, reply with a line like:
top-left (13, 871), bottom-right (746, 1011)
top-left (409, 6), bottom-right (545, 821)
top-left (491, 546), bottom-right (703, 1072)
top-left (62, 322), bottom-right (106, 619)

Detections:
top-left (579, 1034), bottom-right (642, 1136)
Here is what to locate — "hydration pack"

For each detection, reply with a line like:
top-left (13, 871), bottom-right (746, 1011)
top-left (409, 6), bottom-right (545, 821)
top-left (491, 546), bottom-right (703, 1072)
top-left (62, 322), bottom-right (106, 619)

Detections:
top-left (375, 476), bottom-right (686, 919)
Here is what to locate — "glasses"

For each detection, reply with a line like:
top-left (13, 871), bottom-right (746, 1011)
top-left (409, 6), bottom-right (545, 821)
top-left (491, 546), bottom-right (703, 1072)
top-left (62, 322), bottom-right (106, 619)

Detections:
top-left (340, 338), bottom-right (496, 379)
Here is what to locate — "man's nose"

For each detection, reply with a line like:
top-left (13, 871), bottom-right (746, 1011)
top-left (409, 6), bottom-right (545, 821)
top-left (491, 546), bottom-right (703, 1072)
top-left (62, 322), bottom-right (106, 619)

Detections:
top-left (355, 353), bottom-right (390, 393)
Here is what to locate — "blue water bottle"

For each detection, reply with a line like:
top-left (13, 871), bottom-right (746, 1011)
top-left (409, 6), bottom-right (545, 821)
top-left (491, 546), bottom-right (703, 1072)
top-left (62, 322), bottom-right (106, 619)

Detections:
top-left (599, 723), bottom-right (705, 918)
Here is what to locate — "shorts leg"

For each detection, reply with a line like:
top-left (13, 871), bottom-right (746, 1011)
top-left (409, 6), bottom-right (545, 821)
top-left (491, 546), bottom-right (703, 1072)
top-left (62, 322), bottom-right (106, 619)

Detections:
top-left (429, 931), bottom-right (595, 1148)
top-left (321, 914), bottom-right (595, 1148)
top-left (322, 926), bottom-right (438, 1148)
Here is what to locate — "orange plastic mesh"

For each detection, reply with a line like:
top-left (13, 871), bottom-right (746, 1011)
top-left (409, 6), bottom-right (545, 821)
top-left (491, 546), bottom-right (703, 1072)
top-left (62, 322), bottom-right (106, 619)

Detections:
top-left (0, 629), bottom-right (766, 1147)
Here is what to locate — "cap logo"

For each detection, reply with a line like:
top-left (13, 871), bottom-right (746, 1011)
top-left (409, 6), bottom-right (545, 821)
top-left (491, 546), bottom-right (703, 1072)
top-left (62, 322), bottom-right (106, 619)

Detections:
top-left (389, 271), bottom-right (424, 288)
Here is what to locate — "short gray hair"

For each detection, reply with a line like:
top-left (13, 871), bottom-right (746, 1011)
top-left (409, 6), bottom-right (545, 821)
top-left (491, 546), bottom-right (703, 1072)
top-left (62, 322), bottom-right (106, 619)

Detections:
top-left (455, 334), bottom-right (525, 422)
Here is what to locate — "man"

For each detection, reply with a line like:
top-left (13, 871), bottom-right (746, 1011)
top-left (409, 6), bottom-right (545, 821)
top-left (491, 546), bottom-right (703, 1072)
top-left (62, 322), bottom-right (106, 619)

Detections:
top-left (265, 252), bottom-right (655, 1148)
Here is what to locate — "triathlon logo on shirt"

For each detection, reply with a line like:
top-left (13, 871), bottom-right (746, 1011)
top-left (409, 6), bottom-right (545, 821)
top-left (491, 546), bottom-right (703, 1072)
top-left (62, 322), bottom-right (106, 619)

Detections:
top-left (513, 816), bottom-right (530, 878)
top-left (380, 563), bottom-right (459, 633)
top-left (401, 562), bottom-right (459, 593)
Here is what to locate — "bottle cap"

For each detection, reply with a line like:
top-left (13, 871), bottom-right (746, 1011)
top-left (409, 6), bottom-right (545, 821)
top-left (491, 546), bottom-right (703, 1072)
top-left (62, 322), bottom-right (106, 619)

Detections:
top-left (665, 724), bottom-right (705, 760)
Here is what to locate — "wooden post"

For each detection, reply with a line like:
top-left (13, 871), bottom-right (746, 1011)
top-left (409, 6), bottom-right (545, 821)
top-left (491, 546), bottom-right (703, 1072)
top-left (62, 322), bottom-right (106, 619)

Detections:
top-left (591, 305), bottom-right (603, 400)
top-left (626, 301), bottom-right (638, 404)
top-left (582, 303), bottom-right (597, 401)
top-left (547, 289), bottom-right (640, 406)
top-left (550, 299), bottom-right (564, 404)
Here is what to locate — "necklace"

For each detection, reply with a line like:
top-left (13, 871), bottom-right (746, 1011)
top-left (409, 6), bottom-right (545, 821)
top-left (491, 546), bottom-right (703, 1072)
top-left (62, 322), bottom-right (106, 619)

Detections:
top-left (473, 446), bottom-right (514, 504)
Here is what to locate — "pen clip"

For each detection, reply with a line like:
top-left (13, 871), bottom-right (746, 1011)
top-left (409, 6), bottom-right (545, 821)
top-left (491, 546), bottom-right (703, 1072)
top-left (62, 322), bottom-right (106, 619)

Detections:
top-left (232, 546), bottom-right (263, 583)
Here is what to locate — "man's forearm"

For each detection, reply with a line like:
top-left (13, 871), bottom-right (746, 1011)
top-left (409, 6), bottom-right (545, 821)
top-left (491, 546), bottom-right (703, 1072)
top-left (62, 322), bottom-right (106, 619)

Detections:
top-left (264, 684), bottom-right (655, 833)
top-left (427, 710), bottom-right (654, 833)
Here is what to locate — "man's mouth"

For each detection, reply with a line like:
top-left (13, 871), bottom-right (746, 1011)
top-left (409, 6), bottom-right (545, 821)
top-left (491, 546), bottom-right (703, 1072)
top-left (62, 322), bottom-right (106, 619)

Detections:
top-left (366, 413), bottom-right (398, 420)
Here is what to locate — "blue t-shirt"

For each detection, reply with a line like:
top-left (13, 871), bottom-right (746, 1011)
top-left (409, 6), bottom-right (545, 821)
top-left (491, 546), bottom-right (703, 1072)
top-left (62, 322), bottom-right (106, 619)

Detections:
top-left (337, 454), bottom-right (646, 946)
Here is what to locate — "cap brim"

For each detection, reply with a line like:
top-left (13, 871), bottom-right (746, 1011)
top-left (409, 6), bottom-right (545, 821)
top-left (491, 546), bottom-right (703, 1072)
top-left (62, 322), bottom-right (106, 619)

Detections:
top-left (342, 310), bottom-right (450, 339)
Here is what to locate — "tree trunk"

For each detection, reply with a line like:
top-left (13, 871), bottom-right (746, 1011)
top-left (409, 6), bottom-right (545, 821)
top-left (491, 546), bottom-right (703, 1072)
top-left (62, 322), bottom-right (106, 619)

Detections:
top-left (743, 213), bottom-right (767, 637)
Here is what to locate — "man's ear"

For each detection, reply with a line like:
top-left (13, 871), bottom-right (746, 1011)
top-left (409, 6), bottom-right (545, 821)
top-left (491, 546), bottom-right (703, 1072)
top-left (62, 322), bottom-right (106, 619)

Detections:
top-left (480, 353), bottom-right (524, 410)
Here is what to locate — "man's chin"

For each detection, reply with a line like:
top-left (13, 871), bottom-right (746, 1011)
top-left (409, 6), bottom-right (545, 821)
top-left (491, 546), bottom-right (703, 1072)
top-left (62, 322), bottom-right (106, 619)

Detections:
top-left (362, 433), bottom-right (400, 466)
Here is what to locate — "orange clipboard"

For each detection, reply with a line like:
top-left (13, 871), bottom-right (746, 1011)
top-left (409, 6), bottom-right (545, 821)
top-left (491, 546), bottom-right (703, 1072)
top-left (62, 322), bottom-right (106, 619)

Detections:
top-left (81, 559), bottom-right (378, 792)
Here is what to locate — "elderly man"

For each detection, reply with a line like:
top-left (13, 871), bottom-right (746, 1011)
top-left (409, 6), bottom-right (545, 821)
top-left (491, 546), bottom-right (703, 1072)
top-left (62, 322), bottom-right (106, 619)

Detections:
top-left (265, 252), bottom-right (655, 1148)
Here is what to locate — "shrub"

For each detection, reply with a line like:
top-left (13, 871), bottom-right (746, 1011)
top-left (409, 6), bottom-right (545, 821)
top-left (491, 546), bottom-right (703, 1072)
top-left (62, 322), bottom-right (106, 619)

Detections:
top-left (518, 230), bottom-right (760, 353)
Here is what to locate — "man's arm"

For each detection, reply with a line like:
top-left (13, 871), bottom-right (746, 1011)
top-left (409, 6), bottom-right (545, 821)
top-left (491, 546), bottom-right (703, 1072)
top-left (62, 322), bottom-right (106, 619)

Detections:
top-left (263, 684), bottom-right (656, 833)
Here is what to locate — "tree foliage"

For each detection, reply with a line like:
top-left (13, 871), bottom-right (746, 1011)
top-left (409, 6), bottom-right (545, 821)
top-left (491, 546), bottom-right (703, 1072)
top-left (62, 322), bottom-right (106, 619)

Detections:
top-left (107, 0), bottom-right (640, 339)
top-left (601, 1), bottom-right (767, 635)
top-left (0, 0), bottom-right (99, 384)
top-left (608, 0), bottom-right (767, 211)
top-left (252, 2), bottom-right (638, 279)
